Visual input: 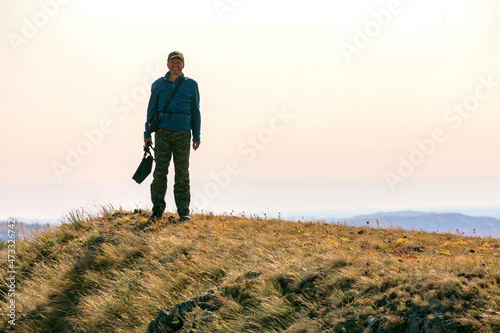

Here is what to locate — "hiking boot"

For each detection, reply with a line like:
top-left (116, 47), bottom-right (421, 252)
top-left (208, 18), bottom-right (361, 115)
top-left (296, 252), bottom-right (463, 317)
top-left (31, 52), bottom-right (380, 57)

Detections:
top-left (149, 212), bottom-right (163, 221)
top-left (179, 215), bottom-right (191, 222)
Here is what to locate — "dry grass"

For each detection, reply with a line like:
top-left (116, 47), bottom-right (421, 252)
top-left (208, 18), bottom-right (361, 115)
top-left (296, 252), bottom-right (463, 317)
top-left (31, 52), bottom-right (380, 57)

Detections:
top-left (1, 209), bottom-right (499, 332)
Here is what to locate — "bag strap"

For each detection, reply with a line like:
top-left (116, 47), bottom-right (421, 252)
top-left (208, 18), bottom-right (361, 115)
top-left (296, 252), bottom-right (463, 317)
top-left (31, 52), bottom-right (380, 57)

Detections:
top-left (159, 76), bottom-right (185, 114)
top-left (143, 145), bottom-right (154, 158)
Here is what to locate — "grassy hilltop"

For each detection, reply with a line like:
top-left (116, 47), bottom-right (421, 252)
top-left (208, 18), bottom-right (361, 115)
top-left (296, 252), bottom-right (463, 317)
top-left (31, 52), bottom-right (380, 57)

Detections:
top-left (1, 209), bottom-right (499, 332)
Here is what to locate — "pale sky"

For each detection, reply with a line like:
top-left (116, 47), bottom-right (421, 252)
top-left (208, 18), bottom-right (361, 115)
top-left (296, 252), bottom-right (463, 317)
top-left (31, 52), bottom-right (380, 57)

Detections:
top-left (1, 0), bottom-right (499, 221)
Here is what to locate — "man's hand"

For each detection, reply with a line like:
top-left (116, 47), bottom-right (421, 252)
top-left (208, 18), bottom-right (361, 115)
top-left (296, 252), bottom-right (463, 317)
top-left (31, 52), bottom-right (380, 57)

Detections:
top-left (144, 138), bottom-right (153, 146)
top-left (192, 141), bottom-right (200, 151)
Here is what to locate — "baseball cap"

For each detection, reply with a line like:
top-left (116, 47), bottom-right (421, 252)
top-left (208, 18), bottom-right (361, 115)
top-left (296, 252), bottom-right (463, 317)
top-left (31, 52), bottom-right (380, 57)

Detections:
top-left (168, 51), bottom-right (184, 61)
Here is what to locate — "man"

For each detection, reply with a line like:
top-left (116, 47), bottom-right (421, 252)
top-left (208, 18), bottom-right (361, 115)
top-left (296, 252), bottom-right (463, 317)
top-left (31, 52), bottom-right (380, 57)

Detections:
top-left (144, 51), bottom-right (201, 222)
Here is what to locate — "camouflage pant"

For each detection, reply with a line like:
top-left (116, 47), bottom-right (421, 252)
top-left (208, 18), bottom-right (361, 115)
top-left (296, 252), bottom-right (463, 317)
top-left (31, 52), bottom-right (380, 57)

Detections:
top-left (151, 130), bottom-right (191, 216)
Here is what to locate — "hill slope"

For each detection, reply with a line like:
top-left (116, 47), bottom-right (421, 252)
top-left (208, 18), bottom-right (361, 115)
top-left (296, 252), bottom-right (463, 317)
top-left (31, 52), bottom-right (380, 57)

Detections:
top-left (1, 210), bottom-right (499, 332)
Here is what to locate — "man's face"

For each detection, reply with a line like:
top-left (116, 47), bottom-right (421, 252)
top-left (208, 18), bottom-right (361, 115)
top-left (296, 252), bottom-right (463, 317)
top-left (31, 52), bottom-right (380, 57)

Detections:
top-left (167, 57), bottom-right (184, 75)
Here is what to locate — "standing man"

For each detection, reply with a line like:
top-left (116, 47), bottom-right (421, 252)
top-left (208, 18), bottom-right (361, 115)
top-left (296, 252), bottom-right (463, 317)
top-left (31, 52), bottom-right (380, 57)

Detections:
top-left (144, 51), bottom-right (201, 222)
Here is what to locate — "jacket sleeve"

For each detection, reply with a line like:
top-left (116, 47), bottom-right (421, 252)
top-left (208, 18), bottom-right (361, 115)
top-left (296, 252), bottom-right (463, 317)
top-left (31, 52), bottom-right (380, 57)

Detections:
top-left (144, 82), bottom-right (159, 139)
top-left (190, 81), bottom-right (201, 142)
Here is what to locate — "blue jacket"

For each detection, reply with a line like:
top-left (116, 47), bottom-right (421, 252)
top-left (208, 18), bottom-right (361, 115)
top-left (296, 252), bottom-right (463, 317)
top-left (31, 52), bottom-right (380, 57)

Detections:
top-left (144, 73), bottom-right (201, 141)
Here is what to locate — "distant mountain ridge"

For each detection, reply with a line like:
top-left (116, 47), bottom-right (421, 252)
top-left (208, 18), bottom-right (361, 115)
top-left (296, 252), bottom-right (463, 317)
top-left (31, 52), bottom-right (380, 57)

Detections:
top-left (0, 220), bottom-right (50, 241)
top-left (329, 211), bottom-right (500, 238)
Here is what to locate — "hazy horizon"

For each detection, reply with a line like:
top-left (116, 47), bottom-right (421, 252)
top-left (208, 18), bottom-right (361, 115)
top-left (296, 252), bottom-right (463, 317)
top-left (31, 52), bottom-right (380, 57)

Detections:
top-left (4, 205), bottom-right (500, 224)
top-left (2, 0), bottom-right (499, 221)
